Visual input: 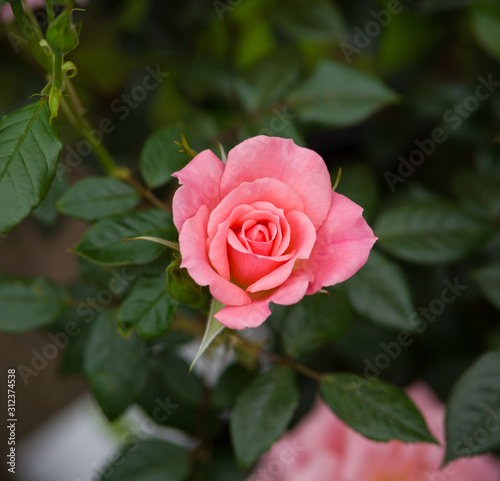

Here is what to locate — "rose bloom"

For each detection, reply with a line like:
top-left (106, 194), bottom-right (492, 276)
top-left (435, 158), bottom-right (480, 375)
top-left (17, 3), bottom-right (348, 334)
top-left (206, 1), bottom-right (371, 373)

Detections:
top-left (248, 383), bottom-right (500, 481)
top-left (172, 136), bottom-right (376, 329)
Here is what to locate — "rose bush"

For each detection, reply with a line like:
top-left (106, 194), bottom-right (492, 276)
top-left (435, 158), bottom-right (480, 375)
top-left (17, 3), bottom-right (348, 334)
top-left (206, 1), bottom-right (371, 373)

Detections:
top-left (249, 382), bottom-right (500, 481)
top-left (173, 135), bottom-right (377, 329)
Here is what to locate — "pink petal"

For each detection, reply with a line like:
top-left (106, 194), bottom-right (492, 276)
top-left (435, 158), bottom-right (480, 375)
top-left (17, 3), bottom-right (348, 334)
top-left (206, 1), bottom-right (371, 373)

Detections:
top-left (221, 136), bottom-right (332, 228)
top-left (207, 178), bottom-right (304, 243)
top-left (215, 270), bottom-right (314, 329)
top-left (172, 149), bottom-right (225, 231)
top-left (227, 233), bottom-right (294, 288)
top-left (246, 210), bottom-right (316, 293)
top-left (302, 192), bottom-right (377, 294)
top-left (208, 204), bottom-right (255, 280)
top-left (179, 205), bottom-right (251, 306)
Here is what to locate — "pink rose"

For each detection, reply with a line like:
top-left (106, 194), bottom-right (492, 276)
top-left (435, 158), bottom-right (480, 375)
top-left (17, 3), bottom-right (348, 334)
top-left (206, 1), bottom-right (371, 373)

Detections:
top-left (248, 382), bottom-right (500, 481)
top-left (172, 135), bottom-right (376, 329)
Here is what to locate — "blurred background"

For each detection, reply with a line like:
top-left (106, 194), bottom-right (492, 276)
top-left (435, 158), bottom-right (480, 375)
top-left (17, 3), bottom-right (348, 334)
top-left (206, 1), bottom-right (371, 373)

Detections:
top-left (1, 0), bottom-right (500, 479)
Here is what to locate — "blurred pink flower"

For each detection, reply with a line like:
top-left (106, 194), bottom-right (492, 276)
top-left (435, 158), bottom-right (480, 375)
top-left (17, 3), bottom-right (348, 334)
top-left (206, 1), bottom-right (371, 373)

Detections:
top-left (0, 0), bottom-right (87, 23)
top-left (248, 383), bottom-right (500, 481)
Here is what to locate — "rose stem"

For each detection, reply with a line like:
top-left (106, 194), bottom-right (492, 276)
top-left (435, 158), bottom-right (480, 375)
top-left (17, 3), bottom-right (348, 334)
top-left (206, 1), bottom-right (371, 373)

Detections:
top-left (61, 80), bottom-right (169, 211)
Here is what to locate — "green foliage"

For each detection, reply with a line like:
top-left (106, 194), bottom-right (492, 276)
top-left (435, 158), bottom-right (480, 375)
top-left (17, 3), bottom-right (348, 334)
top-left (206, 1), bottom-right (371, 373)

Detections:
top-left (140, 125), bottom-right (187, 188)
top-left (0, 276), bottom-right (69, 332)
top-left (335, 165), bottom-right (379, 221)
top-left (472, 262), bottom-right (500, 311)
top-left (347, 250), bottom-right (416, 331)
top-left (470, 5), bottom-right (500, 61)
top-left (137, 351), bottom-right (210, 435)
top-left (230, 366), bottom-right (299, 470)
top-left (97, 439), bottom-right (191, 481)
top-left (3, 0), bottom-right (500, 476)
top-left (73, 210), bottom-right (177, 265)
top-left (288, 61), bottom-right (398, 127)
top-left (212, 363), bottom-right (255, 410)
top-left (450, 168), bottom-right (500, 219)
top-left (32, 174), bottom-right (67, 225)
top-left (57, 177), bottom-right (141, 221)
top-left (118, 272), bottom-right (177, 338)
top-left (375, 201), bottom-right (493, 264)
top-left (0, 100), bottom-right (62, 234)
top-left (276, 0), bottom-right (346, 42)
top-left (46, 7), bottom-right (80, 54)
top-left (84, 310), bottom-right (147, 420)
top-left (320, 374), bottom-right (437, 444)
top-left (274, 287), bottom-right (352, 357)
top-left (445, 351), bottom-right (500, 463)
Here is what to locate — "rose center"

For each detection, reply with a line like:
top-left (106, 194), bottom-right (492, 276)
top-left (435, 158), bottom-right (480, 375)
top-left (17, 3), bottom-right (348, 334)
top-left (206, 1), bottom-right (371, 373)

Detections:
top-left (245, 224), bottom-right (270, 243)
top-left (234, 219), bottom-right (277, 257)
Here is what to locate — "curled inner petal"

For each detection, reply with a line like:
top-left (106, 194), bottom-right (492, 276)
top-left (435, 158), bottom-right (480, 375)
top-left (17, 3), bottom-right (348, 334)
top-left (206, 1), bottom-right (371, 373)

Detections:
top-left (236, 211), bottom-right (280, 256)
top-left (227, 229), bottom-right (296, 287)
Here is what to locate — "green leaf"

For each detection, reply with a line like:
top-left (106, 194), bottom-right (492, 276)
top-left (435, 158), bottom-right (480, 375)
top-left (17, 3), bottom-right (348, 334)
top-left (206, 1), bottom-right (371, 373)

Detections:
top-left (140, 125), bottom-right (187, 188)
top-left (212, 363), bottom-right (255, 409)
top-left (150, 354), bottom-right (203, 407)
top-left (32, 173), bottom-right (67, 225)
top-left (450, 168), bottom-right (500, 219)
top-left (288, 61), bottom-right (398, 127)
top-left (137, 352), bottom-right (210, 435)
top-left (57, 177), bottom-right (141, 221)
top-left (375, 201), bottom-right (493, 264)
top-left (347, 251), bottom-right (416, 331)
top-left (320, 373), bottom-right (437, 444)
top-left (241, 49), bottom-right (300, 111)
top-left (0, 99), bottom-right (62, 234)
top-left (471, 5), bottom-right (500, 60)
top-left (84, 310), bottom-right (147, 420)
top-left (206, 449), bottom-right (246, 481)
top-left (190, 298), bottom-right (225, 370)
top-left (277, 0), bottom-right (346, 42)
top-left (0, 276), bottom-right (69, 333)
top-left (444, 351), bottom-right (500, 464)
top-left (118, 273), bottom-right (178, 338)
top-left (57, 308), bottom-right (93, 377)
top-left (97, 439), bottom-right (191, 481)
top-left (49, 85), bottom-right (62, 123)
top-left (73, 210), bottom-right (177, 266)
top-left (230, 365), bottom-right (299, 470)
top-left (472, 262), bottom-right (500, 311)
top-left (278, 287), bottom-right (352, 357)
